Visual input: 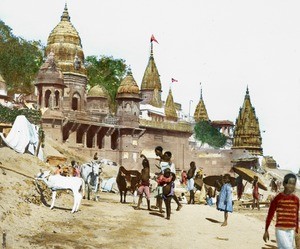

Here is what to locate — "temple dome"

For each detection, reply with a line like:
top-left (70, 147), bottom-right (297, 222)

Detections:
top-left (117, 70), bottom-right (140, 95)
top-left (45, 4), bottom-right (86, 75)
top-left (88, 85), bottom-right (108, 98)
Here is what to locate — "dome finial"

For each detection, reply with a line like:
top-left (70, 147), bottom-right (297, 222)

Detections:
top-left (127, 65), bottom-right (132, 75)
top-left (246, 85), bottom-right (249, 95)
top-left (150, 42), bottom-right (153, 57)
top-left (61, 3), bottom-right (70, 21)
top-left (150, 34), bottom-right (158, 57)
top-left (200, 82), bottom-right (203, 100)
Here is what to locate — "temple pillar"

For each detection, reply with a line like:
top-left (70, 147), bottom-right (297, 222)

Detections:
top-left (82, 131), bottom-right (87, 148)
top-left (104, 135), bottom-right (111, 150)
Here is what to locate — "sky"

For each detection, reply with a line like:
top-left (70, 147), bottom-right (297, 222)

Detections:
top-left (0, 0), bottom-right (300, 173)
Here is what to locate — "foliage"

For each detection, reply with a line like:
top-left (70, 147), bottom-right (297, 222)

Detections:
top-left (85, 55), bottom-right (128, 112)
top-left (0, 20), bottom-right (44, 95)
top-left (0, 104), bottom-right (42, 125)
top-left (194, 121), bottom-right (227, 148)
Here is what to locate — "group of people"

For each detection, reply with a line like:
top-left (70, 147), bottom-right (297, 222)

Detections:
top-left (133, 145), bottom-right (236, 223)
top-left (54, 160), bottom-right (81, 177)
top-left (134, 145), bottom-right (236, 222)
top-left (134, 146), bottom-right (183, 220)
top-left (58, 148), bottom-right (300, 248)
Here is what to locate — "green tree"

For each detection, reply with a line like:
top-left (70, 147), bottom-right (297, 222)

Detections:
top-left (0, 20), bottom-right (44, 96)
top-left (194, 120), bottom-right (227, 148)
top-left (85, 55), bottom-right (128, 112)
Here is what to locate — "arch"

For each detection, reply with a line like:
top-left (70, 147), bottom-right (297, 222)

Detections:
top-left (111, 130), bottom-right (118, 150)
top-left (45, 90), bottom-right (51, 108)
top-left (72, 92), bottom-right (81, 111)
top-left (55, 90), bottom-right (60, 108)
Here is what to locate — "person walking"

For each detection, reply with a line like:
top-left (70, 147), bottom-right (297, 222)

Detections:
top-left (187, 161), bottom-right (196, 204)
top-left (217, 174), bottom-right (233, 226)
top-left (263, 173), bottom-right (299, 248)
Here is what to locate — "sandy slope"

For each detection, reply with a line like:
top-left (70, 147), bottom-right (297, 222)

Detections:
top-left (0, 141), bottom-right (288, 249)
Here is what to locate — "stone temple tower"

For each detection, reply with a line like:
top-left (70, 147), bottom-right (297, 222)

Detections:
top-left (35, 52), bottom-right (66, 111)
top-left (164, 88), bottom-right (178, 122)
top-left (194, 87), bottom-right (209, 122)
top-left (140, 41), bottom-right (162, 107)
top-left (45, 4), bottom-right (87, 112)
top-left (116, 69), bottom-right (141, 127)
top-left (232, 87), bottom-right (263, 156)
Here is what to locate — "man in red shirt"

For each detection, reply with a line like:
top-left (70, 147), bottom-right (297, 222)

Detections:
top-left (263, 173), bottom-right (299, 248)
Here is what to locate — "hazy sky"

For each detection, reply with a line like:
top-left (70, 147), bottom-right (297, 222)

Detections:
top-left (1, 0), bottom-right (300, 173)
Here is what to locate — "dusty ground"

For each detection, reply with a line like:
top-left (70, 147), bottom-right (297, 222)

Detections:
top-left (0, 139), bottom-right (291, 249)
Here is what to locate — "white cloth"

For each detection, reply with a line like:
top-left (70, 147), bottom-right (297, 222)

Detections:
top-left (0, 115), bottom-right (43, 160)
top-left (275, 228), bottom-right (295, 249)
top-left (187, 178), bottom-right (195, 191)
top-left (160, 162), bottom-right (176, 174)
top-left (160, 162), bottom-right (170, 173)
top-left (101, 177), bottom-right (117, 192)
top-left (170, 163), bottom-right (176, 174)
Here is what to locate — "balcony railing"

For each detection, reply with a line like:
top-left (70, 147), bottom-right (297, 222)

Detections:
top-left (139, 119), bottom-right (192, 132)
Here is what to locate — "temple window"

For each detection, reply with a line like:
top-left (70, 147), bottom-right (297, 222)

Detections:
top-left (55, 90), bottom-right (60, 107)
top-left (72, 92), bottom-right (80, 111)
top-left (45, 90), bottom-right (51, 108)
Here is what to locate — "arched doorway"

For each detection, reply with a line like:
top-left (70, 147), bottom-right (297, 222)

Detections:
top-left (72, 92), bottom-right (80, 111)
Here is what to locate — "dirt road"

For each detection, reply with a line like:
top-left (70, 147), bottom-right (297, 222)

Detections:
top-left (1, 188), bottom-right (277, 249)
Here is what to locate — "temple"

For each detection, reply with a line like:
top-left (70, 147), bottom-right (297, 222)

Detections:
top-left (194, 87), bottom-right (209, 122)
top-left (232, 87), bottom-right (263, 156)
top-left (0, 4), bottom-right (268, 173)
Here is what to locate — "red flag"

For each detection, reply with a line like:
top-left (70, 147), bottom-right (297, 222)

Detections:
top-left (171, 78), bottom-right (178, 83)
top-left (150, 34), bottom-right (159, 44)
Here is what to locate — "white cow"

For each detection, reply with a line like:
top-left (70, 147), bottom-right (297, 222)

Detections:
top-left (80, 161), bottom-right (102, 201)
top-left (35, 170), bottom-right (85, 213)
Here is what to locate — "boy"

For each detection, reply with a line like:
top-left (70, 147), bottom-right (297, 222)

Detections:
top-left (217, 174), bottom-right (233, 226)
top-left (135, 154), bottom-right (151, 210)
top-left (187, 161), bottom-right (196, 204)
top-left (156, 168), bottom-right (175, 219)
top-left (263, 173), bottom-right (299, 248)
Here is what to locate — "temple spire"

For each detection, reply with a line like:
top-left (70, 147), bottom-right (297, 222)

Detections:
top-left (232, 86), bottom-right (263, 156)
top-left (140, 36), bottom-right (162, 106)
top-left (194, 85), bottom-right (209, 122)
top-left (164, 88), bottom-right (177, 121)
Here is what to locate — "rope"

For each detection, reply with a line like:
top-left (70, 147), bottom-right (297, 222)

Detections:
top-left (0, 165), bottom-right (34, 180)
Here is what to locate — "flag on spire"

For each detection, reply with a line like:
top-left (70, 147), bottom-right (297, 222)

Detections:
top-left (171, 78), bottom-right (178, 83)
top-left (150, 34), bottom-right (159, 44)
